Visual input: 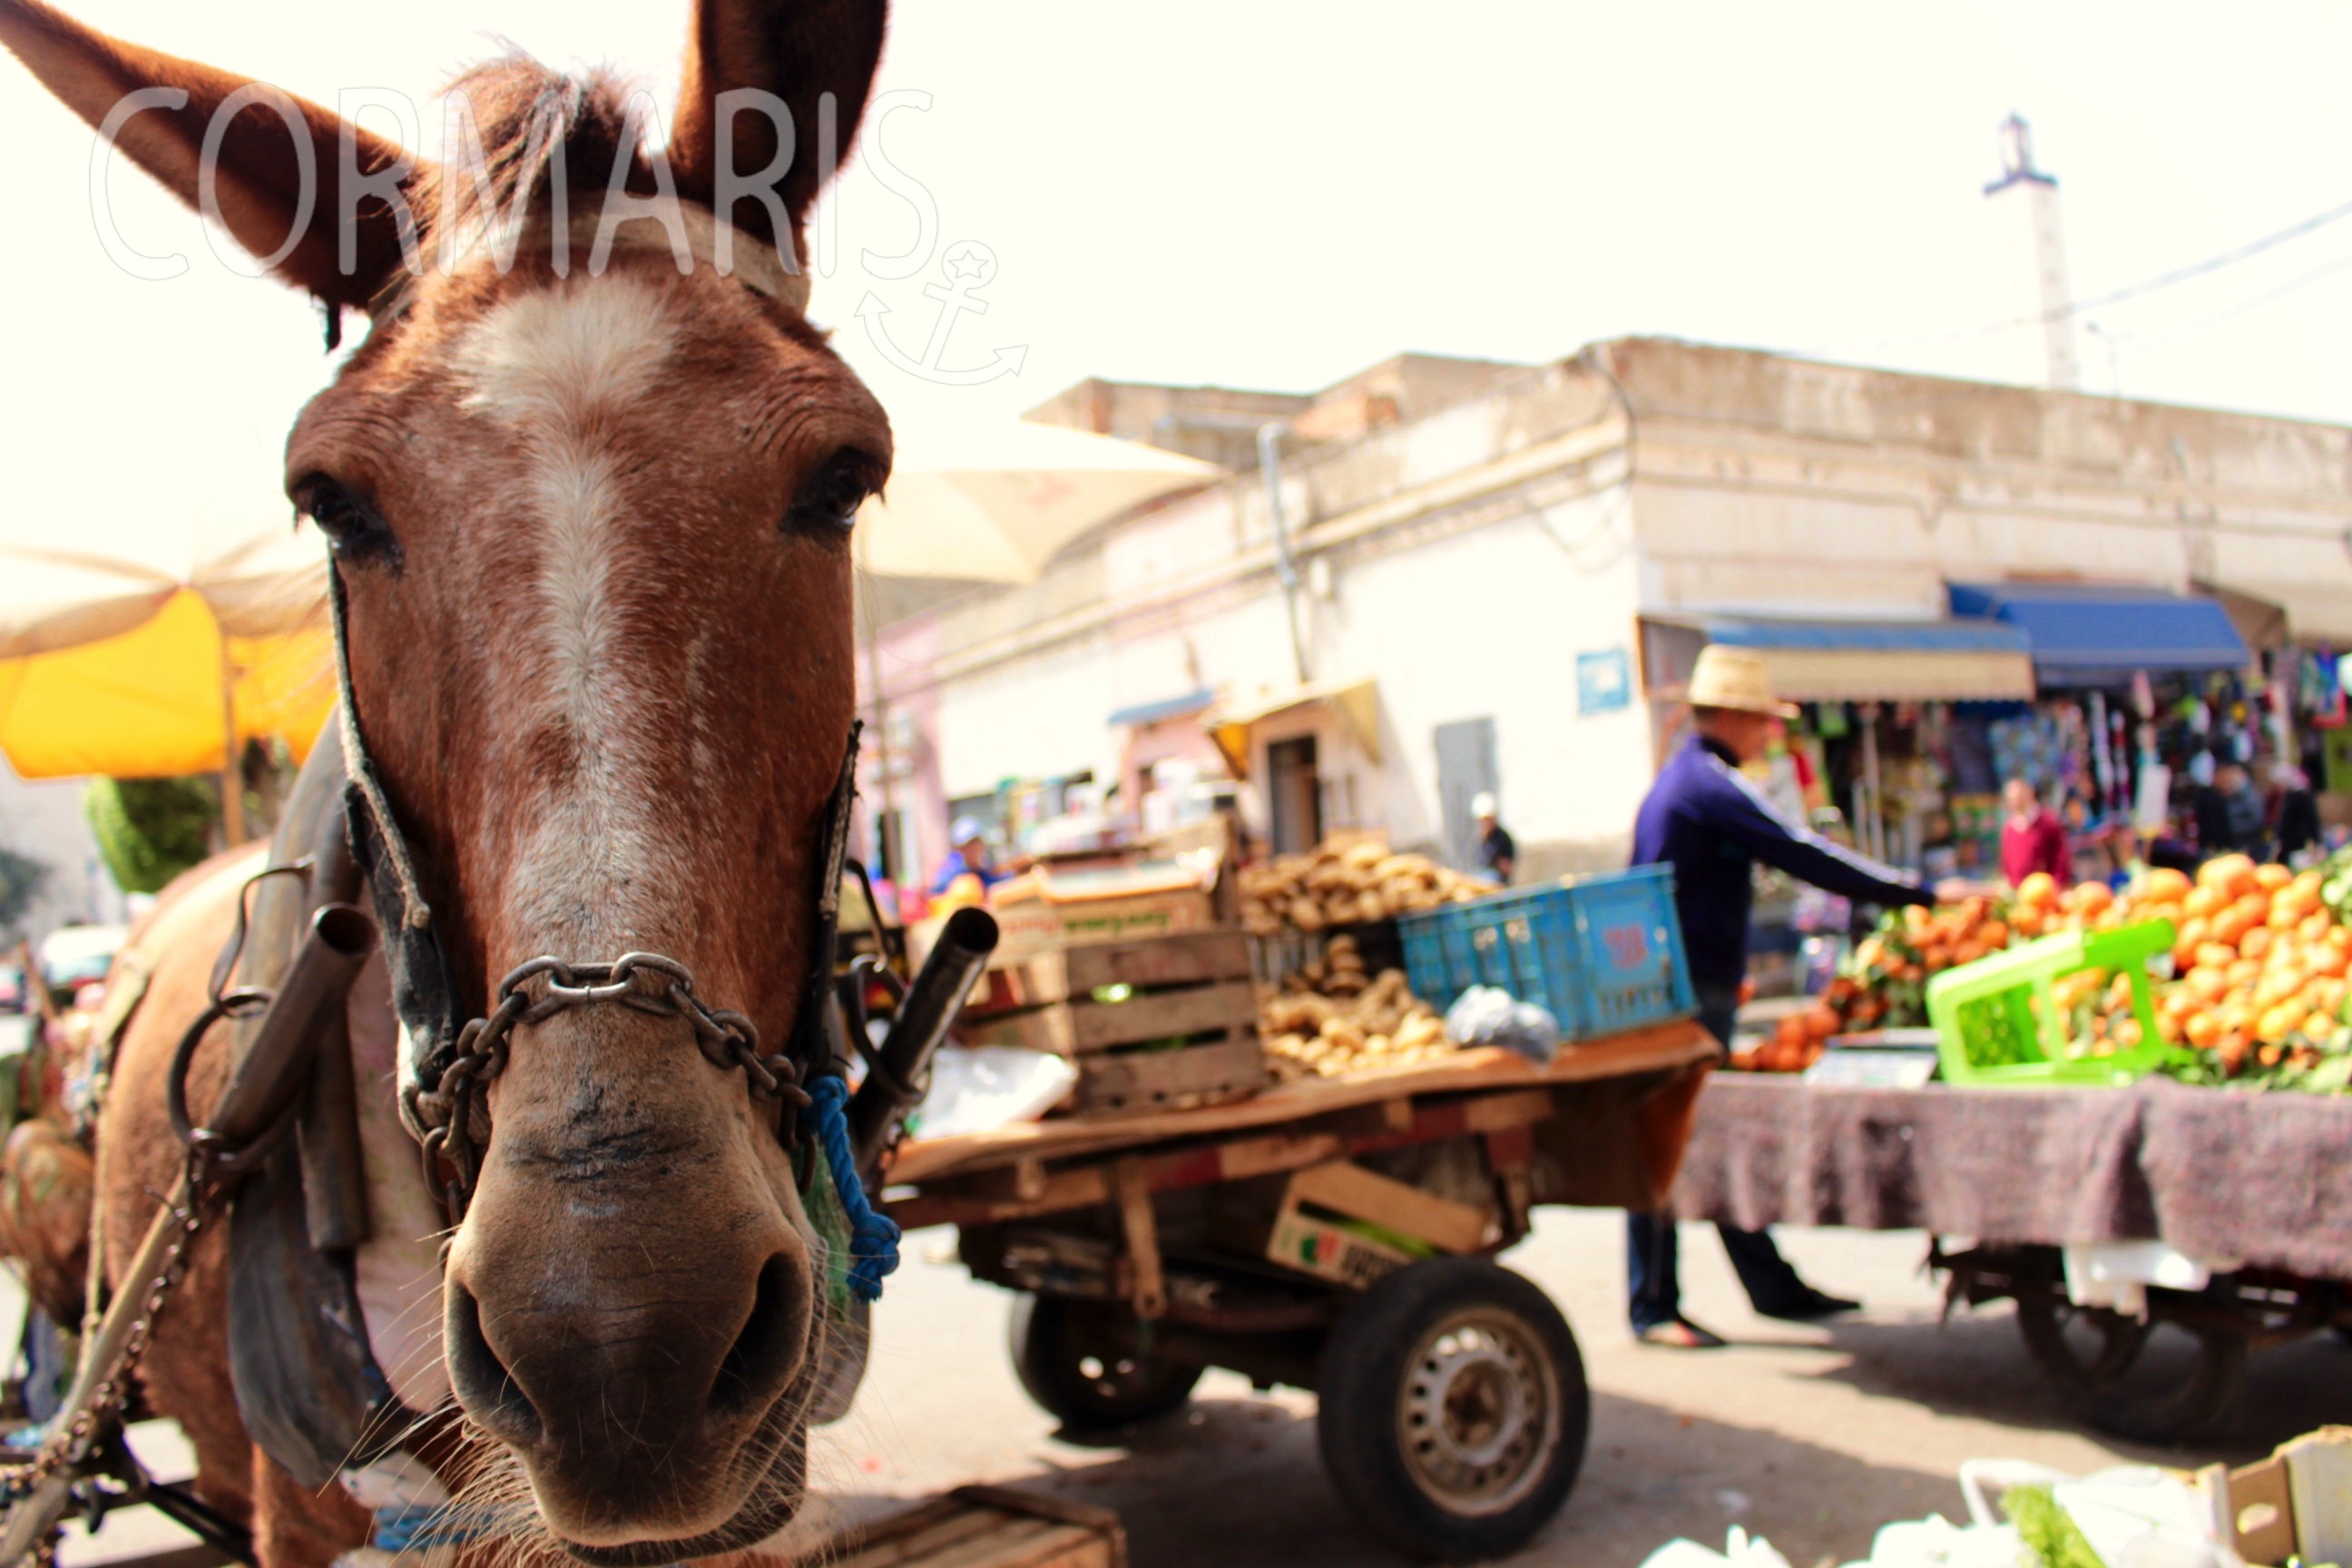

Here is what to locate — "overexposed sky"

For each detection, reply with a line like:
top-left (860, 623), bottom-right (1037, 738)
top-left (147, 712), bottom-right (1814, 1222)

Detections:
top-left (5, 1), bottom-right (2350, 564)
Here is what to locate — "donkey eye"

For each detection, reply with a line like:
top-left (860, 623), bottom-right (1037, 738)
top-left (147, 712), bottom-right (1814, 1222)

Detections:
top-left (293, 473), bottom-right (399, 566)
top-left (784, 449), bottom-right (882, 535)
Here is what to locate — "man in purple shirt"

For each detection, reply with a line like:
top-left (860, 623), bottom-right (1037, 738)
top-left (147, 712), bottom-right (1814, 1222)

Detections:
top-left (1631, 647), bottom-right (1973, 1348)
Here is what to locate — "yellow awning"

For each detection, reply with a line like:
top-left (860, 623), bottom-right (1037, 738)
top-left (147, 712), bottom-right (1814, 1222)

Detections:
top-left (0, 586), bottom-right (334, 779)
top-left (1750, 647), bottom-right (2037, 702)
top-left (1649, 614), bottom-right (2038, 703)
top-left (1205, 677), bottom-right (1381, 776)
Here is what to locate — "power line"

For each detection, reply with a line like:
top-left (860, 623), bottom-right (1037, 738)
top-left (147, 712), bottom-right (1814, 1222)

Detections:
top-left (2111, 246), bottom-right (2352, 361)
top-left (1802, 191), bottom-right (2352, 358)
top-left (2053, 192), bottom-right (2352, 325)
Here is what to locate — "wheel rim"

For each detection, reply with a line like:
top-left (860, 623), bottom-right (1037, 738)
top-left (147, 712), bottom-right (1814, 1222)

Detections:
top-left (1396, 1308), bottom-right (1560, 1517)
top-left (2038, 1298), bottom-right (2151, 1389)
top-left (1073, 1350), bottom-right (1156, 1403)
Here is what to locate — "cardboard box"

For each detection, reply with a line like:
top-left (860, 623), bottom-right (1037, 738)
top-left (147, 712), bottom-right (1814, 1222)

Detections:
top-left (1264, 1206), bottom-right (1416, 1289)
top-left (1220, 1160), bottom-right (1487, 1288)
top-left (2198, 1426), bottom-right (2352, 1567)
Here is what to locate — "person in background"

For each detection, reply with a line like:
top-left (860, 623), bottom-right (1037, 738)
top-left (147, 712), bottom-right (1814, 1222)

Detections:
top-left (2205, 761), bottom-right (2268, 858)
top-left (1629, 645), bottom-right (1982, 1348)
top-left (930, 816), bottom-right (1015, 897)
top-left (1999, 778), bottom-right (2070, 890)
top-left (1473, 791), bottom-right (1516, 884)
top-left (2272, 763), bottom-right (2321, 863)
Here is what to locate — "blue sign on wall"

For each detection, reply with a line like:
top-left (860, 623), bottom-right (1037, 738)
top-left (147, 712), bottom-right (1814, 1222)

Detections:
top-left (1577, 647), bottom-right (1632, 715)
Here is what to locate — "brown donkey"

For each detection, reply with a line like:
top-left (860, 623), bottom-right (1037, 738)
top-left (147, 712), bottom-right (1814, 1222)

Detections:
top-left (0, 2), bottom-right (894, 1563)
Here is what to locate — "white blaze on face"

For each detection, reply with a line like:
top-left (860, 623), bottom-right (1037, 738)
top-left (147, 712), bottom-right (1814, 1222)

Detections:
top-left (455, 271), bottom-right (681, 947)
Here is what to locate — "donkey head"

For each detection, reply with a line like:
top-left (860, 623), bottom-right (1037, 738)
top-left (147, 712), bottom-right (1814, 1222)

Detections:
top-left (2, 2), bottom-right (890, 1558)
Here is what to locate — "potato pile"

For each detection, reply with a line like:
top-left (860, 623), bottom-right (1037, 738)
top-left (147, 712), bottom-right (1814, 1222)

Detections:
top-left (1240, 838), bottom-right (1495, 937)
top-left (1259, 934), bottom-right (1452, 1080)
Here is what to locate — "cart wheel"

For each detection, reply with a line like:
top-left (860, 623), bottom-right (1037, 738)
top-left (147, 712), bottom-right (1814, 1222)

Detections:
top-left (1316, 1259), bottom-right (1589, 1563)
top-left (2014, 1282), bottom-right (2246, 1443)
top-left (1007, 1294), bottom-right (1201, 1430)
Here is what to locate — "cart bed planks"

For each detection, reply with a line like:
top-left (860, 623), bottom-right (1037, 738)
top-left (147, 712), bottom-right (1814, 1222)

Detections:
top-left (890, 1019), bottom-right (1716, 1185)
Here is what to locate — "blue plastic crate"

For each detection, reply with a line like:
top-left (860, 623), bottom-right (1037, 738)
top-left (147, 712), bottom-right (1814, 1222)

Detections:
top-left (1397, 865), bottom-right (1696, 1041)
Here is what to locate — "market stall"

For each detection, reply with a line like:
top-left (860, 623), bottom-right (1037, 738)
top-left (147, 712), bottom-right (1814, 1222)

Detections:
top-left (1690, 849), bottom-right (2352, 1441)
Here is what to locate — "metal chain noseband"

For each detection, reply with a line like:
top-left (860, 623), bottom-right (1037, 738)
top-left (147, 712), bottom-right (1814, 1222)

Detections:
top-left (405, 953), bottom-right (814, 1222)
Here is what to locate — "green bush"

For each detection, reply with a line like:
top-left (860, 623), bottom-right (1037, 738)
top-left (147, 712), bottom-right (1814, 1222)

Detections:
top-left (85, 777), bottom-right (217, 895)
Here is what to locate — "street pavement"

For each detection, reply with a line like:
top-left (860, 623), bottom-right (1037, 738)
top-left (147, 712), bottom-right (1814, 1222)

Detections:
top-left (803, 1208), bottom-right (2352, 1568)
top-left (33, 1208), bottom-right (2352, 1567)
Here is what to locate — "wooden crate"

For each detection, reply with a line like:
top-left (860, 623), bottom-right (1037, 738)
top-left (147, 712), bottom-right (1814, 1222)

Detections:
top-left (957, 931), bottom-right (1269, 1115)
top-left (817, 1485), bottom-right (1127, 1568)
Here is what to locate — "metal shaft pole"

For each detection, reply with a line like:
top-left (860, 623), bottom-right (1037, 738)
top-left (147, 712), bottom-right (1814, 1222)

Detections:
top-left (857, 546), bottom-right (901, 883)
top-left (218, 643), bottom-right (246, 848)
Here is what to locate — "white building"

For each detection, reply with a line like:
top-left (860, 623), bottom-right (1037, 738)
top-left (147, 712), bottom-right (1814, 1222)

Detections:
top-left (864, 339), bottom-right (2352, 880)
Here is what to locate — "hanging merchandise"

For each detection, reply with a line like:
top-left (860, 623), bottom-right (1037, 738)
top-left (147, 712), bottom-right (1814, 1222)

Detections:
top-left (2087, 691), bottom-right (2114, 810)
top-left (2109, 708), bottom-right (2131, 816)
top-left (2328, 726), bottom-right (2352, 798)
top-left (2130, 669), bottom-right (2155, 720)
top-left (2304, 649), bottom-right (2346, 729)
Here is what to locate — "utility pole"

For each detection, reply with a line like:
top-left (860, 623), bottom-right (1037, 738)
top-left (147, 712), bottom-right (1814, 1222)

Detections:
top-left (1984, 113), bottom-right (2082, 391)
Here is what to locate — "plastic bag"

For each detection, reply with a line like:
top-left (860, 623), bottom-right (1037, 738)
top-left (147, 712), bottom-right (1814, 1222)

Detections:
top-left (1639, 1527), bottom-right (1794, 1568)
top-left (1840, 1514), bottom-right (2029, 1568)
top-left (906, 1046), bottom-right (1079, 1140)
top-left (1959, 1460), bottom-right (2225, 1568)
top-left (1442, 985), bottom-right (1561, 1063)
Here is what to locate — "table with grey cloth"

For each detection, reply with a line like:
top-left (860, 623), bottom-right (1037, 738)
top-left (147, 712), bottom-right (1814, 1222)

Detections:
top-left (1671, 1073), bottom-right (2352, 1279)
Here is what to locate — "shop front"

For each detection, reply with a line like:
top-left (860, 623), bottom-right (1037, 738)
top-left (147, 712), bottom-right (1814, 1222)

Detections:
top-left (1201, 677), bottom-right (1383, 858)
top-left (1949, 581), bottom-right (2261, 876)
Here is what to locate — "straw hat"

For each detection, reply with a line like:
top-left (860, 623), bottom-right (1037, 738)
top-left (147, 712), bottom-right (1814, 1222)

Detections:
top-left (1684, 644), bottom-right (1798, 718)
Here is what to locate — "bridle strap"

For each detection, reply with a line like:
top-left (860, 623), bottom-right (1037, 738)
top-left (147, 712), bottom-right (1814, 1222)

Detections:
top-left (328, 565), bottom-right (466, 1113)
top-left (326, 558), bottom-right (863, 1200)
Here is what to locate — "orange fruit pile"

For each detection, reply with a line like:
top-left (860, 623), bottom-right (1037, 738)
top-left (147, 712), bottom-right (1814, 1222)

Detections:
top-left (2151, 855), bottom-right (2347, 1074)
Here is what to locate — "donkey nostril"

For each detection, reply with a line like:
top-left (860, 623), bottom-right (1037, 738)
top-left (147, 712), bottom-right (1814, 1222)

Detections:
top-left (713, 1252), bottom-right (810, 1417)
top-left (446, 1277), bottom-right (544, 1446)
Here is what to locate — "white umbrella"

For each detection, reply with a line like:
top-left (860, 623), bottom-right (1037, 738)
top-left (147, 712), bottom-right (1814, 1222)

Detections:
top-left (857, 419), bottom-right (1222, 584)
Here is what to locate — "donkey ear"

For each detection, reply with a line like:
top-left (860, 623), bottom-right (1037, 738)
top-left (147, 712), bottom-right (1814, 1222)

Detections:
top-left (670, 0), bottom-right (888, 251)
top-left (0, 0), bottom-right (414, 308)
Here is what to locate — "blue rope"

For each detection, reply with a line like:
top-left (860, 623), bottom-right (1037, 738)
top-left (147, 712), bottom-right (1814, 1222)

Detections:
top-left (807, 1074), bottom-right (899, 1302)
top-left (371, 1503), bottom-right (496, 1553)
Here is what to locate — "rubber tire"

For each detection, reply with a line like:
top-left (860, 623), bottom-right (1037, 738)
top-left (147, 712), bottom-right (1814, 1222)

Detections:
top-left (2014, 1284), bottom-right (2248, 1444)
top-left (1316, 1259), bottom-right (1590, 1563)
top-left (1006, 1294), bottom-right (1202, 1430)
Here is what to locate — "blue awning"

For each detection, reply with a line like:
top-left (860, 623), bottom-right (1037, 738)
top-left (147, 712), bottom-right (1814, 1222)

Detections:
top-left (1107, 687), bottom-right (1216, 728)
top-left (1946, 582), bottom-right (2251, 683)
top-left (1695, 616), bottom-right (2029, 655)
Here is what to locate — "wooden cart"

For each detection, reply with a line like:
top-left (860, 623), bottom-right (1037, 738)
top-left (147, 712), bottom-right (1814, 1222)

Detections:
top-left (877, 1020), bottom-right (1717, 1563)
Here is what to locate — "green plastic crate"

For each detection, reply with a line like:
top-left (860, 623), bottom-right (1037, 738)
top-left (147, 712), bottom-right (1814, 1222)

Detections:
top-left (1925, 918), bottom-right (2191, 1086)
